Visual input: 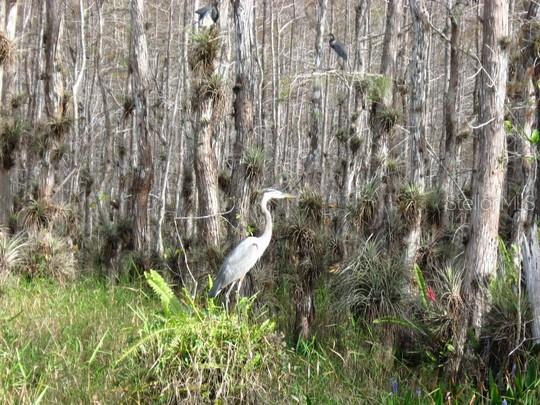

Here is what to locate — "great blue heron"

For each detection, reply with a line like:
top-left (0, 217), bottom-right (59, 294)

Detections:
top-left (328, 33), bottom-right (348, 65)
top-left (195, 1), bottom-right (220, 28)
top-left (209, 189), bottom-right (296, 304)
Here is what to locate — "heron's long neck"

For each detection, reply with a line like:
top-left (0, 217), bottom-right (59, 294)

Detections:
top-left (260, 196), bottom-right (273, 245)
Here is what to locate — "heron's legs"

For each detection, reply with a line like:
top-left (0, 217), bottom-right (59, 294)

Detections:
top-left (236, 275), bottom-right (244, 298)
top-left (224, 281), bottom-right (236, 312)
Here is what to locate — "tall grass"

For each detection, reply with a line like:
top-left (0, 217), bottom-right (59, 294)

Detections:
top-left (1, 271), bottom-right (537, 404)
top-left (0, 276), bottom-right (158, 403)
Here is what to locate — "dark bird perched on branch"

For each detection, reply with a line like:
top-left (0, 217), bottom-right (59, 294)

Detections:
top-left (328, 33), bottom-right (348, 62)
top-left (209, 189), bottom-right (296, 307)
top-left (195, 1), bottom-right (220, 28)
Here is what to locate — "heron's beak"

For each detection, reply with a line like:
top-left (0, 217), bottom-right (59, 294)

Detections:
top-left (284, 193), bottom-right (297, 199)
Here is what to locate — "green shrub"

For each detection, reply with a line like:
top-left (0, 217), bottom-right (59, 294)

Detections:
top-left (120, 270), bottom-right (292, 402)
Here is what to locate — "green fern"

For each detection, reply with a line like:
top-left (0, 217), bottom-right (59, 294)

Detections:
top-left (144, 270), bottom-right (181, 316)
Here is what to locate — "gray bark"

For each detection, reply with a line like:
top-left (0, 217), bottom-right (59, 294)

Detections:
top-left (40, 0), bottom-right (65, 200)
top-left (438, 0), bottom-right (463, 231)
top-left (509, 2), bottom-right (540, 343)
top-left (129, 0), bottom-right (154, 251)
top-left (302, 0), bottom-right (326, 187)
top-left (403, 0), bottom-right (429, 271)
top-left (229, 0), bottom-right (257, 241)
top-left (452, 0), bottom-right (509, 376)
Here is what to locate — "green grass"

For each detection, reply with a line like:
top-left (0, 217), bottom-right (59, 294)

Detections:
top-left (0, 274), bottom-right (394, 403)
top-left (1, 274), bottom-right (537, 404)
top-left (0, 276), bottom-right (158, 404)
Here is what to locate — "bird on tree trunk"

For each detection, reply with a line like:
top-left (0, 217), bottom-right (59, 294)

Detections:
top-left (195, 1), bottom-right (220, 28)
top-left (328, 33), bottom-right (348, 69)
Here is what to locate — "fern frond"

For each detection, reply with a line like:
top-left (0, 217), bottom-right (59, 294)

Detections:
top-left (144, 270), bottom-right (181, 316)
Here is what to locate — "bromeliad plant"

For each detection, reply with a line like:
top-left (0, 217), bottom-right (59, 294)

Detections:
top-left (373, 264), bottom-right (464, 367)
top-left (333, 238), bottom-right (408, 331)
top-left (0, 229), bottom-right (27, 284)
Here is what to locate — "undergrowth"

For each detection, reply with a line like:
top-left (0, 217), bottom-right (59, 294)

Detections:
top-left (0, 276), bottom-right (158, 404)
top-left (1, 269), bottom-right (538, 404)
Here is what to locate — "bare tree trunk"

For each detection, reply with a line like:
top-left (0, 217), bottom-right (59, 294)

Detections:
top-left (96, 0), bottom-right (114, 224)
top-left (1, 0), bottom-right (19, 107)
top-left (129, 0), bottom-right (154, 252)
top-left (438, 0), bottom-right (463, 232)
top-left (193, 93), bottom-right (221, 247)
top-left (523, 223), bottom-right (540, 342)
top-left (403, 0), bottom-right (429, 271)
top-left (368, 0), bottom-right (402, 237)
top-left (229, 0), bottom-right (257, 242)
top-left (509, 1), bottom-right (540, 342)
top-left (189, 15), bottom-right (223, 248)
top-left (452, 0), bottom-right (509, 376)
top-left (295, 0), bottom-right (327, 341)
top-left (179, 0), bottom-right (195, 242)
top-left (0, 1), bottom-right (5, 96)
top-left (226, 0), bottom-right (260, 297)
top-left (40, 0), bottom-right (65, 200)
top-left (157, 4), bottom-right (176, 255)
top-left (0, 0), bottom-right (19, 227)
top-left (302, 0), bottom-right (326, 187)
top-left (369, 0), bottom-right (401, 175)
top-left (339, 0), bottom-right (368, 246)
top-left (0, 167), bottom-right (10, 228)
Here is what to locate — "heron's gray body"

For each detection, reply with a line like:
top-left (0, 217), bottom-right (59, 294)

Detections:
top-left (209, 236), bottom-right (269, 297)
top-left (208, 189), bottom-right (294, 299)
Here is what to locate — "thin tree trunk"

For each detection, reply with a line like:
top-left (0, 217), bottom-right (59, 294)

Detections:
top-left (0, 167), bottom-right (10, 228)
top-left (1, 0), bottom-right (19, 107)
top-left (40, 0), bottom-right (65, 200)
top-left (295, 0), bottom-right (327, 341)
top-left (193, 95), bottom-right (221, 247)
top-left (190, 18), bottom-right (222, 248)
top-left (438, 0), bottom-right (463, 232)
top-left (509, 1), bottom-right (540, 342)
top-left (229, 0), bottom-right (257, 239)
top-left (339, 0), bottom-right (368, 246)
top-left (302, 0), bottom-right (326, 187)
top-left (0, 1), bottom-right (5, 96)
top-left (452, 0), bottom-right (509, 377)
top-left (129, 0), bottom-right (154, 252)
top-left (368, 0), bottom-right (402, 236)
top-left (403, 0), bottom-right (429, 271)
top-left (0, 0), bottom-right (19, 227)
top-left (369, 0), bottom-right (401, 175)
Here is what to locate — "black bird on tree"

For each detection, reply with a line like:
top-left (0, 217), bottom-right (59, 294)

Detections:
top-left (328, 33), bottom-right (348, 69)
top-left (195, 1), bottom-right (220, 28)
